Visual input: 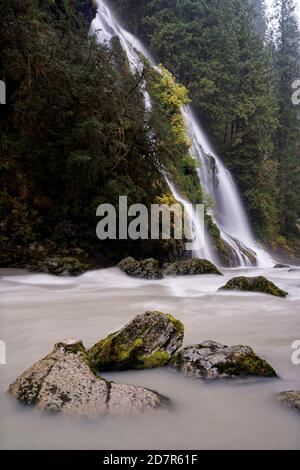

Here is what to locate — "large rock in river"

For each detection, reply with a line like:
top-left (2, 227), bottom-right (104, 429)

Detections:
top-left (163, 258), bottom-right (222, 277)
top-left (8, 340), bottom-right (168, 416)
top-left (117, 257), bottom-right (163, 280)
top-left (219, 276), bottom-right (287, 297)
top-left (171, 340), bottom-right (277, 379)
top-left (277, 391), bottom-right (300, 413)
top-left (89, 311), bottom-right (184, 372)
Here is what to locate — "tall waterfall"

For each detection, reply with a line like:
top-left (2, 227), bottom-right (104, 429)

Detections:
top-left (91, 0), bottom-right (274, 267)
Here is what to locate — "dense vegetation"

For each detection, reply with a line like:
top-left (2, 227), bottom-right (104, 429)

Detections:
top-left (111, 0), bottom-right (300, 257)
top-left (0, 0), bottom-right (203, 268)
top-left (0, 0), bottom-right (299, 269)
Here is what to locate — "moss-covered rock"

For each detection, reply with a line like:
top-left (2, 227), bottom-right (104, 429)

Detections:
top-left (277, 391), bottom-right (300, 413)
top-left (219, 276), bottom-right (288, 297)
top-left (171, 340), bottom-right (277, 379)
top-left (35, 256), bottom-right (92, 276)
top-left (163, 258), bottom-right (222, 276)
top-left (117, 257), bottom-right (163, 280)
top-left (89, 311), bottom-right (184, 372)
top-left (8, 339), bottom-right (169, 416)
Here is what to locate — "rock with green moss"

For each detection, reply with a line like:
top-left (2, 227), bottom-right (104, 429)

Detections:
top-left (8, 339), bottom-right (169, 416)
top-left (219, 276), bottom-right (288, 297)
top-left (163, 258), bottom-right (222, 276)
top-left (277, 391), bottom-right (300, 413)
top-left (117, 257), bottom-right (163, 280)
top-left (35, 256), bottom-right (92, 276)
top-left (171, 340), bottom-right (277, 379)
top-left (89, 311), bottom-right (184, 372)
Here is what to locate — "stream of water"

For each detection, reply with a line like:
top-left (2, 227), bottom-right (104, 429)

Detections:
top-left (0, 266), bottom-right (299, 449)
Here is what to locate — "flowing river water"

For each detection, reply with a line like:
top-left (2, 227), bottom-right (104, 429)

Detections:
top-left (0, 266), bottom-right (299, 449)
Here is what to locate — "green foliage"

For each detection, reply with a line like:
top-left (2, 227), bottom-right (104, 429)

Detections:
top-left (269, 0), bottom-right (300, 244)
top-left (0, 0), bottom-right (191, 266)
top-left (111, 0), bottom-right (299, 253)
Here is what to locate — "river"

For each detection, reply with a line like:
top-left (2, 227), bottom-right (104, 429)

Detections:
top-left (0, 266), bottom-right (299, 449)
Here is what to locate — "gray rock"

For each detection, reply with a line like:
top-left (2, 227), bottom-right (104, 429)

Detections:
top-left (8, 340), bottom-right (168, 416)
top-left (219, 276), bottom-right (288, 297)
top-left (171, 340), bottom-right (277, 379)
top-left (35, 256), bottom-right (92, 276)
top-left (117, 257), bottom-right (163, 280)
top-left (163, 258), bottom-right (222, 277)
top-left (273, 264), bottom-right (290, 269)
top-left (277, 391), bottom-right (300, 413)
top-left (89, 311), bottom-right (184, 372)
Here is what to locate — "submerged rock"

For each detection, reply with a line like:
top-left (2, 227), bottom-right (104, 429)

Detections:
top-left (117, 257), bottom-right (163, 280)
top-left (89, 311), bottom-right (184, 372)
top-left (163, 258), bottom-right (222, 277)
top-left (8, 340), bottom-right (168, 416)
top-left (171, 340), bottom-right (277, 379)
top-left (277, 391), bottom-right (300, 413)
top-left (273, 264), bottom-right (290, 269)
top-left (219, 276), bottom-right (288, 297)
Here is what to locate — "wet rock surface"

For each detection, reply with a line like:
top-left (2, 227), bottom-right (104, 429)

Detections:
top-left (8, 340), bottom-right (168, 416)
top-left (219, 276), bottom-right (288, 297)
top-left (171, 340), bottom-right (277, 379)
top-left (277, 391), bottom-right (300, 413)
top-left (163, 258), bottom-right (222, 277)
top-left (89, 311), bottom-right (184, 372)
top-left (117, 257), bottom-right (163, 280)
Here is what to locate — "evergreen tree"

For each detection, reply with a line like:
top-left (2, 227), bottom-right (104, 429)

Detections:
top-left (272, 0), bottom-right (300, 239)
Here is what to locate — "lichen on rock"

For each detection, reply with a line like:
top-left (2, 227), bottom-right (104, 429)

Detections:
top-left (171, 340), bottom-right (277, 379)
top-left (277, 391), bottom-right (300, 413)
top-left (8, 339), bottom-right (169, 416)
top-left (117, 257), bottom-right (163, 280)
top-left (89, 311), bottom-right (184, 372)
top-left (163, 258), bottom-right (222, 276)
top-left (219, 276), bottom-right (288, 297)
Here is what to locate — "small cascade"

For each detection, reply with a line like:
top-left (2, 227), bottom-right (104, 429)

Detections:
top-left (164, 177), bottom-right (219, 264)
top-left (91, 0), bottom-right (274, 267)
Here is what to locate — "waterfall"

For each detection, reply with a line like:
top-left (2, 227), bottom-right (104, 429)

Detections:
top-left (91, 0), bottom-right (274, 267)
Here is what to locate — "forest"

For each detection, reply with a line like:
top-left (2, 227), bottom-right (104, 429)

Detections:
top-left (0, 0), bottom-right (299, 269)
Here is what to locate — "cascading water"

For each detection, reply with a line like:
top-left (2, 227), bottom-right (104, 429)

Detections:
top-left (182, 107), bottom-right (274, 267)
top-left (91, 0), bottom-right (274, 267)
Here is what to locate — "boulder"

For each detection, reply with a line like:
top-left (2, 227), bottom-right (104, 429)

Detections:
top-left (163, 258), bottom-right (222, 277)
top-left (277, 391), bottom-right (300, 413)
top-left (89, 311), bottom-right (184, 372)
top-left (219, 276), bottom-right (288, 297)
top-left (171, 340), bottom-right (277, 379)
top-left (35, 256), bottom-right (92, 276)
top-left (8, 340), bottom-right (168, 416)
top-left (117, 257), bottom-right (163, 280)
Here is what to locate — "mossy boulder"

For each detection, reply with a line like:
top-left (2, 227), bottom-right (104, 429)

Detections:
top-left (171, 340), bottom-right (277, 379)
top-left (277, 391), bottom-right (300, 413)
top-left (219, 276), bottom-right (288, 297)
top-left (35, 256), bottom-right (92, 276)
top-left (163, 258), bottom-right (222, 277)
top-left (8, 339), bottom-right (169, 416)
top-left (117, 257), bottom-right (163, 280)
top-left (89, 311), bottom-right (184, 372)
